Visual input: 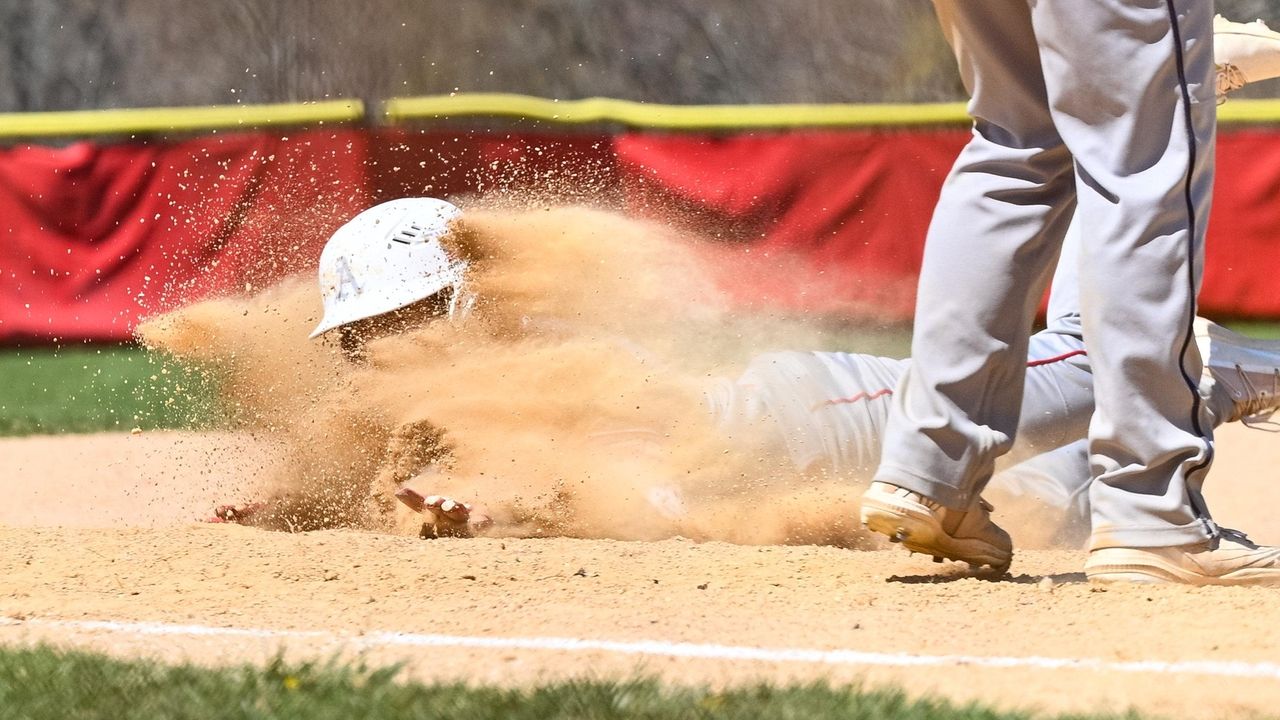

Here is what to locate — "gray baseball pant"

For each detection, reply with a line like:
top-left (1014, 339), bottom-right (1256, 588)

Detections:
top-left (873, 0), bottom-right (1219, 549)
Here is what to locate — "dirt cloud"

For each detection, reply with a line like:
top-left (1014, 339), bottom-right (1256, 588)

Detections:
top-left (138, 204), bottom-right (876, 546)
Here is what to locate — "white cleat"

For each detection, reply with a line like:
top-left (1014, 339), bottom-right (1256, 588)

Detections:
top-left (1195, 318), bottom-right (1280, 428)
top-left (1214, 14), bottom-right (1280, 101)
top-left (1086, 529), bottom-right (1280, 586)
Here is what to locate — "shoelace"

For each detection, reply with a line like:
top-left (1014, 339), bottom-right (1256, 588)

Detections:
top-left (1231, 363), bottom-right (1280, 430)
top-left (1216, 64), bottom-right (1247, 104)
top-left (1215, 527), bottom-right (1260, 550)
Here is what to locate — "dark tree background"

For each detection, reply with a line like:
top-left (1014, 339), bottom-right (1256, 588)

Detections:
top-left (1, 0), bottom-right (1277, 113)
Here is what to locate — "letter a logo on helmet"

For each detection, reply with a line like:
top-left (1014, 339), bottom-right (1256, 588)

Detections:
top-left (310, 198), bottom-right (466, 339)
top-left (333, 256), bottom-right (363, 300)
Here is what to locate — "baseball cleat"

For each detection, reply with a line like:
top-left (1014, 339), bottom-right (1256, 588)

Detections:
top-left (1214, 14), bottom-right (1280, 101)
top-left (1195, 318), bottom-right (1280, 428)
top-left (1085, 529), bottom-right (1280, 586)
top-left (860, 481), bottom-right (1012, 572)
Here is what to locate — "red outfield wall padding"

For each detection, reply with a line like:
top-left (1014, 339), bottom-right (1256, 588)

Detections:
top-left (615, 129), bottom-right (1280, 318)
top-left (1200, 130), bottom-right (1280, 317)
top-left (615, 130), bottom-right (966, 316)
top-left (1, 126), bottom-right (1278, 344)
top-left (0, 129), bottom-right (371, 343)
top-left (367, 129), bottom-right (619, 201)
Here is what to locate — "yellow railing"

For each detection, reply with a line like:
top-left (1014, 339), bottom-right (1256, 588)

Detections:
top-left (1218, 98), bottom-right (1280, 124)
top-left (0, 99), bottom-right (364, 139)
top-left (384, 93), bottom-right (973, 129)
top-left (2, 93), bottom-right (1279, 139)
top-left (387, 93), bottom-right (1280, 128)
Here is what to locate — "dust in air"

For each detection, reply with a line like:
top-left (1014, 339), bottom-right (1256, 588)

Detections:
top-left (137, 203), bottom-right (876, 546)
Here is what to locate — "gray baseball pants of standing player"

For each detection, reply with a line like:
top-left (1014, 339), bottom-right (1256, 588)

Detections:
top-left (873, 0), bottom-right (1219, 550)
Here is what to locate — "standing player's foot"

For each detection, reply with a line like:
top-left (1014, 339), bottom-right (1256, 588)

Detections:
top-left (1196, 318), bottom-right (1280, 428)
top-left (1086, 530), bottom-right (1280, 586)
top-left (860, 481), bottom-right (1012, 572)
top-left (1215, 15), bottom-right (1280, 101)
top-left (395, 487), bottom-right (492, 538)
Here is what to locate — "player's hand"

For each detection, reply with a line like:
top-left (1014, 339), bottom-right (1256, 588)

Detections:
top-left (395, 487), bottom-right (493, 537)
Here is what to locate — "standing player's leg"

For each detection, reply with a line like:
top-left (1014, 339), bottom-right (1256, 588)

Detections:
top-left (988, 14), bottom-right (1280, 536)
top-left (860, 1), bottom-right (1074, 570)
top-left (861, 0), bottom-right (1280, 583)
top-left (1031, 1), bottom-right (1221, 560)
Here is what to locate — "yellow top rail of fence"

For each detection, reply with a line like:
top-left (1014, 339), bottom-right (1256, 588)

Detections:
top-left (386, 93), bottom-right (1280, 129)
top-left (385, 93), bottom-right (973, 129)
top-left (0, 99), bottom-right (365, 139)
top-left (1218, 98), bottom-right (1280, 124)
top-left (2, 94), bottom-right (1278, 139)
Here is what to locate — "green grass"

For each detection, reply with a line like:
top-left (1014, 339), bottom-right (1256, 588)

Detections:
top-left (0, 644), bottom-right (1136, 720)
top-left (0, 324), bottom-right (915, 438)
top-left (0, 345), bottom-right (221, 436)
top-left (0, 318), bottom-right (1273, 438)
top-left (1221, 320), bottom-right (1280, 339)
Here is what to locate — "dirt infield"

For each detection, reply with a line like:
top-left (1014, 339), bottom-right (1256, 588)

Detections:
top-left (2, 427), bottom-right (1280, 718)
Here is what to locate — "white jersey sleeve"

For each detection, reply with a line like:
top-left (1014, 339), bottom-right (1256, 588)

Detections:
top-left (708, 350), bottom-right (906, 476)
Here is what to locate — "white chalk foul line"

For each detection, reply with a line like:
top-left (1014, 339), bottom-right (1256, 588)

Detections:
top-left (3, 616), bottom-right (1280, 681)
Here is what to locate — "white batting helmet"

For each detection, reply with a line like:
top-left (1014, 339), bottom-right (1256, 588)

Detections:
top-left (309, 197), bottom-right (468, 339)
